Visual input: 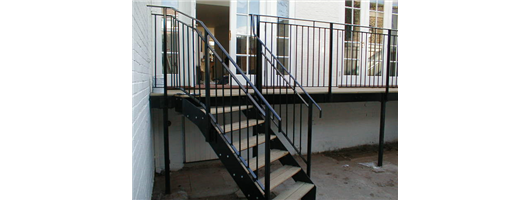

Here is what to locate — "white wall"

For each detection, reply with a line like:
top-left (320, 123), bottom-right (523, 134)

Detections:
top-left (310, 101), bottom-right (398, 153)
top-left (132, 0), bottom-right (154, 199)
top-left (152, 100), bottom-right (397, 168)
top-left (273, 101), bottom-right (398, 155)
top-left (293, 0), bottom-right (343, 23)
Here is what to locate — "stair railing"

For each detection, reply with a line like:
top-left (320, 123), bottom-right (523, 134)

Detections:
top-left (251, 15), bottom-right (323, 177)
top-left (149, 5), bottom-right (287, 198)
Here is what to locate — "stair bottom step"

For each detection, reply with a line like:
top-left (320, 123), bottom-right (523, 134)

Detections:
top-left (273, 182), bottom-right (314, 200)
top-left (259, 165), bottom-right (301, 191)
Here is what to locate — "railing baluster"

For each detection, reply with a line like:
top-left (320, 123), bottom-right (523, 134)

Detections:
top-left (317, 27), bottom-right (321, 87)
top-left (264, 106), bottom-right (271, 199)
top-left (307, 102), bottom-right (313, 177)
top-left (154, 16), bottom-right (157, 88)
top-left (192, 24), bottom-right (196, 94)
top-left (204, 32), bottom-right (211, 141)
top-left (328, 23), bottom-right (333, 99)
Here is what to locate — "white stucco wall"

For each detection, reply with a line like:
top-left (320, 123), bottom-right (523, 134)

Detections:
top-left (132, 0), bottom-right (155, 199)
top-left (271, 101), bottom-right (398, 155)
top-left (307, 101), bottom-right (398, 153)
top-left (152, 100), bottom-right (397, 169)
top-left (293, 0), bottom-right (343, 23)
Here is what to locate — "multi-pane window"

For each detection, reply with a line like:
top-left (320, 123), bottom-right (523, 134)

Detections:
top-left (236, 0), bottom-right (259, 74)
top-left (163, 19), bottom-right (178, 74)
top-left (369, 0), bottom-right (384, 44)
top-left (367, 0), bottom-right (384, 76)
top-left (344, 0), bottom-right (361, 75)
top-left (345, 0), bottom-right (361, 41)
top-left (276, 0), bottom-right (289, 75)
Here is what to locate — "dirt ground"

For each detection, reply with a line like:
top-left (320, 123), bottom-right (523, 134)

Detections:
top-left (152, 142), bottom-right (398, 200)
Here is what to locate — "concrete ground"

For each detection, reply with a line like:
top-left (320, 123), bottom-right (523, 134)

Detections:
top-left (152, 143), bottom-right (397, 200)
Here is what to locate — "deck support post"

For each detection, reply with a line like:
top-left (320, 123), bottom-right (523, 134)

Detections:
top-left (162, 8), bottom-right (171, 194)
top-left (378, 30), bottom-right (393, 167)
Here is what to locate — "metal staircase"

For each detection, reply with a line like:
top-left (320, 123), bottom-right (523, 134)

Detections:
top-left (149, 5), bottom-right (321, 200)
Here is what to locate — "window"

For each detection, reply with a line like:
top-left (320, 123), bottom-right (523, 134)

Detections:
top-left (162, 18), bottom-right (179, 74)
top-left (236, 0), bottom-right (259, 74)
top-left (276, 0), bottom-right (290, 75)
top-left (367, 0), bottom-right (385, 76)
top-left (389, 0), bottom-right (398, 76)
top-left (369, 0), bottom-right (384, 44)
top-left (344, 0), bottom-right (361, 75)
top-left (345, 0), bottom-right (361, 41)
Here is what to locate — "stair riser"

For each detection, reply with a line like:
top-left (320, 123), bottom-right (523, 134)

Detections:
top-left (271, 138), bottom-right (314, 184)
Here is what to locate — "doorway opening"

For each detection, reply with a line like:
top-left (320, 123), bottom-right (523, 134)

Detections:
top-left (196, 2), bottom-right (230, 86)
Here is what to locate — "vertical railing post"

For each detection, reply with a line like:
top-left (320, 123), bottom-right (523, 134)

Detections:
top-left (204, 32), bottom-right (212, 142)
top-left (327, 23), bottom-right (334, 101)
top-left (255, 15), bottom-right (263, 94)
top-left (307, 102), bottom-right (313, 177)
top-left (162, 8), bottom-right (171, 195)
top-left (264, 106), bottom-right (271, 199)
top-left (385, 30), bottom-right (392, 92)
top-left (154, 15), bottom-right (157, 88)
top-left (377, 29), bottom-right (392, 167)
top-left (253, 15), bottom-right (264, 158)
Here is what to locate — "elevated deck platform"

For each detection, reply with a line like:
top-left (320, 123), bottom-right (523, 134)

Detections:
top-left (150, 87), bottom-right (397, 109)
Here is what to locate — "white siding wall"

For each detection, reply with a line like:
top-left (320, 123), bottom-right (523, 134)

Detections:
top-left (132, 0), bottom-right (154, 199)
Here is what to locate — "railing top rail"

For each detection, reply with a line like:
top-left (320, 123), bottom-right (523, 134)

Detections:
top-left (148, 5), bottom-right (281, 120)
top-left (250, 14), bottom-right (398, 32)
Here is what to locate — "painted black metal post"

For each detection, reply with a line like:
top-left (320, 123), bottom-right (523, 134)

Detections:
top-left (307, 102), bottom-right (313, 177)
top-left (162, 8), bottom-right (171, 194)
top-left (252, 16), bottom-right (263, 158)
top-left (264, 106), bottom-right (271, 199)
top-left (327, 23), bottom-right (334, 101)
top-left (377, 30), bottom-right (392, 167)
top-left (204, 32), bottom-right (212, 142)
top-left (255, 15), bottom-right (263, 93)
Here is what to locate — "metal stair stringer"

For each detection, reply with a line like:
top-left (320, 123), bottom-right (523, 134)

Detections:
top-left (182, 98), bottom-right (267, 200)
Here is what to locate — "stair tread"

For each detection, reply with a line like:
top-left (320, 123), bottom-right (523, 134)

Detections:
top-left (259, 165), bottom-right (301, 191)
top-left (273, 182), bottom-right (315, 200)
top-left (218, 120), bottom-right (265, 133)
top-left (201, 105), bottom-right (253, 115)
top-left (248, 150), bottom-right (289, 171)
top-left (232, 134), bottom-right (277, 152)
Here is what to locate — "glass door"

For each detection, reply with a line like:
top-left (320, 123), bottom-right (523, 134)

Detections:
top-left (341, 0), bottom-right (364, 87)
top-left (388, 0), bottom-right (398, 86)
top-left (366, 0), bottom-right (385, 87)
top-left (229, 0), bottom-right (261, 85)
